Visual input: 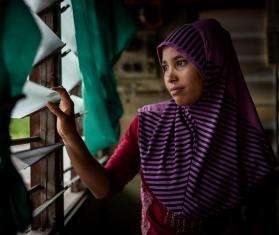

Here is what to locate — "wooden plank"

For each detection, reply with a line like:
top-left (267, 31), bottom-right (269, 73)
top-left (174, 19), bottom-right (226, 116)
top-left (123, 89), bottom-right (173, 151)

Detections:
top-left (28, 184), bottom-right (44, 195)
top-left (30, 7), bottom-right (64, 231)
top-left (10, 136), bottom-right (41, 146)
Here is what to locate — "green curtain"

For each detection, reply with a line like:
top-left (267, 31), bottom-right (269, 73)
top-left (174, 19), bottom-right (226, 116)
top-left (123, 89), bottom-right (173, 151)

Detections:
top-left (0, 0), bottom-right (41, 233)
top-left (71, 0), bottom-right (136, 155)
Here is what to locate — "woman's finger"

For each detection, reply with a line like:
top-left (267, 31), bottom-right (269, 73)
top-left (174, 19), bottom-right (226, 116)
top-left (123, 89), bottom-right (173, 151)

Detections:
top-left (51, 86), bottom-right (74, 113)
top-left (46, 101), bottom-right (65, 118)
top-left (51, 86), bottom-right (71, 101)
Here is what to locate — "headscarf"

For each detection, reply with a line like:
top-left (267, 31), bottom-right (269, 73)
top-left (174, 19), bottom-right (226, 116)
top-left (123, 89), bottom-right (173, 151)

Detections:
top-left (138, 18), bottom-right (277, 219)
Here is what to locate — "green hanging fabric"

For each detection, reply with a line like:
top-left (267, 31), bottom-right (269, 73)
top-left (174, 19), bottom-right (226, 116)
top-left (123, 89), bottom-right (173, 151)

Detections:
top-left (0, 0), bottom-right (41, 233)
top-left (1, 0), bottom-right (41, 97)
top-left (71, 0), bottom-right (136, 155)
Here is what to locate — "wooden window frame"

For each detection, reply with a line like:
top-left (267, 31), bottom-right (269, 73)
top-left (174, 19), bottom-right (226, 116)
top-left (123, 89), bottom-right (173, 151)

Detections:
top-left (9, 4), bottom-right (87, 234)
top-left (29, 8), bottom-right (64, 231)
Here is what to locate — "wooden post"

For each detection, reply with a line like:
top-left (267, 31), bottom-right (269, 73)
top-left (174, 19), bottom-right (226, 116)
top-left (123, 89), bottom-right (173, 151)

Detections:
top-left (30, 7), bottom-right (64, 231)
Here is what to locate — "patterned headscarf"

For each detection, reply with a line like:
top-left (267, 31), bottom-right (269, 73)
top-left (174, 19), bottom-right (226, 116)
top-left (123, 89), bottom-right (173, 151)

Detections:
top-left (138, 19), bottom-right (277, 219)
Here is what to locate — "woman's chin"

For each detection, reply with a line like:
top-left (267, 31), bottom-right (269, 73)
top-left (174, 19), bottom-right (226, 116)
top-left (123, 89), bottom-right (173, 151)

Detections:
top-left (173, 97), bottom-right (197, 106)
top-left (174, 98), bottom-right (190, 106)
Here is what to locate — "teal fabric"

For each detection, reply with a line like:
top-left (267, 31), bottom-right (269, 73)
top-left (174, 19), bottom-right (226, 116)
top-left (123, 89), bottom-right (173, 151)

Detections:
top-left (71, 0), bottom-right (136, 154)
top-left (0, 0), bottom-right (41, 232)
top-left (1, 0), bottom-right (41, 97)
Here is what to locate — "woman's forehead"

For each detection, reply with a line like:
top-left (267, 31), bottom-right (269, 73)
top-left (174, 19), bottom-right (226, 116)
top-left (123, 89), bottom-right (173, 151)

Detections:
top-left (162, 46), bottom-right (185, 61)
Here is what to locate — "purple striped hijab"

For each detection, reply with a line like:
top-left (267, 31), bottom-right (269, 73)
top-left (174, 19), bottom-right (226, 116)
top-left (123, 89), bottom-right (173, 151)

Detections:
top-left (138, 19), bottom-right (276, 219)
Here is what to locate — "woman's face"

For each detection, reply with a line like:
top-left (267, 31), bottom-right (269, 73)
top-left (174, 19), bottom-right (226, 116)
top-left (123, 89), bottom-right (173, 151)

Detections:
top-left (161, 46), bottom-right (203, 105)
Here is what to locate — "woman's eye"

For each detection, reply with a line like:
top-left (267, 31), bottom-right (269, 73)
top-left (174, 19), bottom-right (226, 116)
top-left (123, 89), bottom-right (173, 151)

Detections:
top-left (176, 59), bottom-right (187, 67)
top-left (162, 65), bottom-right (168, 72)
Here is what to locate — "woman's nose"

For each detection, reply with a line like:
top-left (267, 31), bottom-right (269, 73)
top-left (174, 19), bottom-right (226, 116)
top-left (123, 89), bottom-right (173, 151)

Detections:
top-left (166, 68), bottom-right (178, 83)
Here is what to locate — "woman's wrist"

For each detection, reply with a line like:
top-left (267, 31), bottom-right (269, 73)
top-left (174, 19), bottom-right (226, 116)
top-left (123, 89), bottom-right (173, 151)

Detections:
top-left (61, 129), bottom-right (80, 145)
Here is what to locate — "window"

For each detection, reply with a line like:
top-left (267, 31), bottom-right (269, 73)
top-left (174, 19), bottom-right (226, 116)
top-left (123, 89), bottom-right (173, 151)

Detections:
top-left (10, 1), bottom-right (86, 233)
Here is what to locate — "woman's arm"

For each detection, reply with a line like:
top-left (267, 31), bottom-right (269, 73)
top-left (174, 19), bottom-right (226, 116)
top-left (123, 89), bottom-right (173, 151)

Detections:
top-left (61, 131), bottom-right (111, 199)
top-left (46, 87), bottom-right (110, 199)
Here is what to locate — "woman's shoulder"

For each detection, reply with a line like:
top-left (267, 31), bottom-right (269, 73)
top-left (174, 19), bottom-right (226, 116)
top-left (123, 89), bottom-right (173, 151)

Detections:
top-left (137, 100), bottom-right (170, 114)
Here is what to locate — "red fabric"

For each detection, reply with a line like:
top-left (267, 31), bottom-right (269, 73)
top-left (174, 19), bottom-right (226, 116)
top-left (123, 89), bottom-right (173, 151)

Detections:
top-left (104, 116), bottom-right (140, 195)
top-left (104, 116), bottom-right (174, 234)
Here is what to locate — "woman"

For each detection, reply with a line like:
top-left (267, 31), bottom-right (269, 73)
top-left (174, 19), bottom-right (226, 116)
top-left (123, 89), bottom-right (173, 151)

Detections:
top-left (47, 19), bottom-right (277, 234)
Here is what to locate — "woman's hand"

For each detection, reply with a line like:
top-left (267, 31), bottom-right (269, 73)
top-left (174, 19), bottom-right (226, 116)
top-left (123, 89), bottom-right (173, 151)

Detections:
top-left (46, 86), bottom-right (78, 141)
top-left (46, 87), bottom-right (110, 199)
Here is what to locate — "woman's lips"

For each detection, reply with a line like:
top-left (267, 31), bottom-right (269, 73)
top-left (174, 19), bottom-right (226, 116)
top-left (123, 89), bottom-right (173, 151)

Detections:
top-left (170, 86), bottom-right (185, 96)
